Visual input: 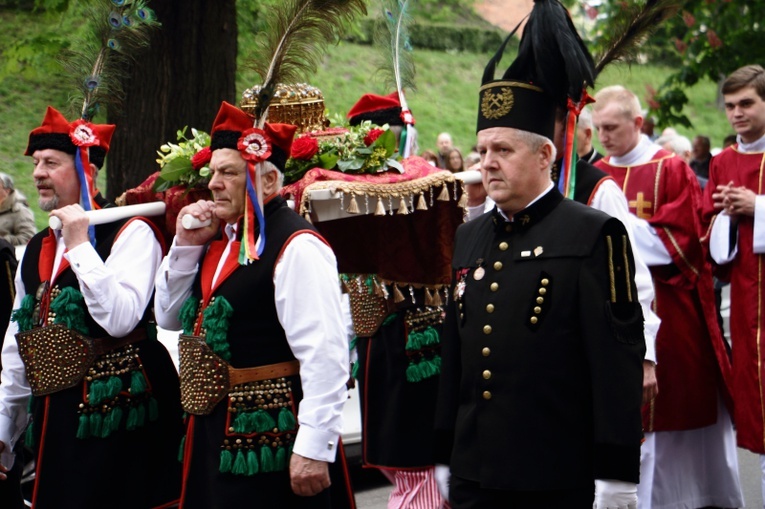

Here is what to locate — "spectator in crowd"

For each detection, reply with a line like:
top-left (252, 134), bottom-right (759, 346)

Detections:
top-left (464, 151), bottom-right (480, 168)
top-left (0, 173), bottom-right (34, 247)
top-left (659, 134), bottom-right (693, 163)
top-left (641, 114), bottom-right (658, 141)
top-left (691, 135), bottom-right (712, 179)
top-left (420, 149), bottom-right (438, 166)
top-left (723, 134), bottom-right (737, 148)
top-left (435, 132), bottom-right (453, 169)
top-left (445, 148), bottom-right (465, 173)
top-left (576, 106), bottom-right (603, 163)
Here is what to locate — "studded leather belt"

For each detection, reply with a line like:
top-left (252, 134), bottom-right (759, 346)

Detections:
top-left (178, 334), bottom-right (300, 415)
top-left (16, 324), bottom-right (149, 397)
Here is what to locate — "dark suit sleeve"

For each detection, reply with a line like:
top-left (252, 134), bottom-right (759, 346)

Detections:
top-left (579, 218), bottom-right (645, 483)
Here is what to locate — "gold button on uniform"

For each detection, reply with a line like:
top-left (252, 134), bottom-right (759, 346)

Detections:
top-left (460, 313), bottom-right (465, 320)
top-left (486, 304), bottom-right (495, 313)
top-left (483, 370), bottom-right (492, 380)
top-left (482, 347), bottom-right (491, 356)
top-left (483, 391), bottom-right (492, 400)
top-left (536, 297), bottom-right (544, 304)
top-left (530, 316), bottom-right (538, 324)
top-left (483, 325), bottom-right (492, 334)
top-left (493, 261), bottom-right (503, 271)
top-left (499, 242), bottom-right (509, 251)
top-left (541, 278), bottom-right (549, 286)
top-left (490, 282), bottom-right (499, 291)
top-left (459, 303), bottom-right (463, 309)
top-left (539, 288), bottom-right (547, 295)
top-left (534, 306), bottom-right (542, 314)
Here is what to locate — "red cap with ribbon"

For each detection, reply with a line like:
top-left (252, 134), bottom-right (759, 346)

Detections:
top-left (209, 101), bottom-right (297, 264)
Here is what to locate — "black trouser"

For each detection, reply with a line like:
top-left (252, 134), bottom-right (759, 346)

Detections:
top-left (0, 452), bottom-right (25, 509)
top-left (450, 475), bottom-right (593, 509)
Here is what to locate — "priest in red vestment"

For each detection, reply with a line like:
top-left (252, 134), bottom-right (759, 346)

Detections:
top-left (592, 85), bottom-right (742, 509)
top-left (702, 64), bottom-right (765, 498)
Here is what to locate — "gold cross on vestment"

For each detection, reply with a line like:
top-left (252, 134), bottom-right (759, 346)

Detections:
top-left (629, 192), bottom-right (653, 219)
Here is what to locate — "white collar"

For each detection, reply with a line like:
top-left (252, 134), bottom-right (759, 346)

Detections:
top-left (610, 135), bottom-right (662, 166)
top-left (737, 133), bottom-right (765, 153)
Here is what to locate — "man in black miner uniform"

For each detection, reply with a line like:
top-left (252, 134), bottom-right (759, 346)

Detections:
top-left (433, 1), bottom-right (645, 507)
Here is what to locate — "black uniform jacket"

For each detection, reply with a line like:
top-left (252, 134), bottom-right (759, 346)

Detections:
top-left (435, 188), bottom-right (645, 491)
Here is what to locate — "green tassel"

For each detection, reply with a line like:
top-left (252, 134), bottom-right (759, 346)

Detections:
top-left (50, 287), bottom-right (89, 335)
top-left (246, 449), bottom-right (259, 476)
top-left (275, 446), bottom-right (287, 471)
top-left (382, 313), bottom-right (397, 326)
top-left (88, 380), bottom-right (105, 405)
top-left (277, 407), bottom-right (296, 432)
top-left (349, 335), bottom-right (358, 351)
top-left (11, 294), bottom-right (35, 332)
top-left (126, 406), bottom-right (138, 431)
top-left (76, 413), bottom-right (90, 439)
top-left (253, 409), bottom-right (276, 433)
top-left (219, 449), bottom-right (233, 473)
top-left (405, 330), bottom-right (422, 350)
top-left (232, 449), bottom-right (247, 475)
top-left (130, 370), bottom-right (147, 395)
top-left (89, 412), bottom-right (103, 437)
top-left (423, 327), bottom-right (440, 347)
top-left (260, 446), bottom-right (275, 473)
top-left (406, 361), bottom-right (421, 383)
top-left (109, 406), bottom-right (123, 432)
top-left (178, 435), bottom-right (186, 463)
top-left (351, 361), bottom-right (359, 380)
top-left (232, 412), bottom-right (250, 434)
top-left (148, 397), bottom-right (159, 422)
top-left (136, 403), bottom-right (146, 427)
top-left (106, 376), bottom-right (123, 399)
top-left (178, 296), bottom-right (200, 336)
top-left (146, 322), bottom-right (157, 341)
top-left (202, 296), bottom-right (234, 361)
top-left (25, 421), bottom-right (35, 447)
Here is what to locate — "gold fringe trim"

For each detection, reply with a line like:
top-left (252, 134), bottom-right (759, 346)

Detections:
top-left (424, 288), bottom-right (433, 306)
top-left (437, 184), bottom-right (450, 201)
top-left (417, 193), bottom-right (428, 211)
top-left (457, 191), bottom-right (468, 209)
top-left (431, 288), bottom-right (443, 307)
top-left (392, 284), bottom-right (405, 303)
top-left (397, 196), bottom-right (409, 215)
top-left (297, 171), bottom-right (456, 216)
top-left (375, 197), bottom-right (386, 216)
top-left (346, 194), bottom-right (360, 214)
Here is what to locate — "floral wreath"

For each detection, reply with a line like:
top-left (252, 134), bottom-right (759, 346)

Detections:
top-left (152, 126), bottom-right (212, 192)
top-left (284, 119), bottom-right (402, 185)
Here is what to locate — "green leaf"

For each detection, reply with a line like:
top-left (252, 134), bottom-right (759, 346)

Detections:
top-left (152, 176), bottom-right (171, 193)
top-left (376, 130), bottom-right (397, 156)
top-left (318, 152), bottom-right (339, 169)
top-left (386, 159), bottom-right (405, 174)
top-left (337, 158), bottom-right (365, 172)
top-left (158, 157), bottom-right (193, 183)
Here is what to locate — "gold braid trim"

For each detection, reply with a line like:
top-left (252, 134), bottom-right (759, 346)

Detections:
top-left (297, 171), bottom-right (459, 216)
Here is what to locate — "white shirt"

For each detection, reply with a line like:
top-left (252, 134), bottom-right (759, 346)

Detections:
top-left (154, 224), bottom-right (349, 463)
top-left (0, 221), bottom-right (162, 468)
top-left (590, 179), bottom-right (660, 363)
top-left (465, 197), bottom-right (495, 222)
top-left (709, 133), bottom-right (765, 263)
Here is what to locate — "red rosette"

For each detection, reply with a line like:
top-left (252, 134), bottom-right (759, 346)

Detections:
top-left (69, 119), bottom-right (99, 147)
top-left (364, 128), bottom-right (385, 146)
top-left (191, 146), bottom-right (212, 170)
top-left (237, 128), bottom-right (271, 162)
top-left (291, 135), bottom-right (319, 160)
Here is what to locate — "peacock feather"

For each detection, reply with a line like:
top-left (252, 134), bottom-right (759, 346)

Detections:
top-left (376, 0), bottom-right (416, 112)
top-left (61, 0), bottom-right (160, 121)
top-left (246, 0), bottom-right (367, 128)
top-left (593, 0), bottom-right (682, 77)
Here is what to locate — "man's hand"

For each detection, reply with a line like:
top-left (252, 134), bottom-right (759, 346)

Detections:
top-left (712, 181), bottom-right (734, 211)
top-left (49, 204), bottom-right (90, 250)
top-left (434, 464), bottom-right (450, 501)
top-left (642, 360), bottom-right (658, 405)
top-left (0, 441), bottom-right (8, 481)
top-left (175, 200), bottom-right (219, 247)
top-left (289, 453), bottom-right (330, 497)
top-left (723, 185), bottom-right (757, 218)
top-left (593, 479), bottom-right (637, 509)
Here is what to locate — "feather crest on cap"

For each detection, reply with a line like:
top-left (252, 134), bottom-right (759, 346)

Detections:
top-left (247, 0), bottom-right (367, 127)
top-left (376, 0), bottom-right (416, 110)
top-left (62, 0), bottom-right (160, 121)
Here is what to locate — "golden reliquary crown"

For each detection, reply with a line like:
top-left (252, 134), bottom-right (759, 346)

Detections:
top-left (240, 83), bottom-right (330, 134)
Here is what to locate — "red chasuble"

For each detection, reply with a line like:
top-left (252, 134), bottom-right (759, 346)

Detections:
top-left (597, 150), bottom-right (732, 432)
top-left (702, 146), bottom-right (765, 452)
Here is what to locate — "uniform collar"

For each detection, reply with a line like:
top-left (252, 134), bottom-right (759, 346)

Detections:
top-left (492, 184), bottom-right (562, 233)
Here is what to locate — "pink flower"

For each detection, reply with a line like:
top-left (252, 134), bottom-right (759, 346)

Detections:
top-left (707, 30), bottom-right (723, 49)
